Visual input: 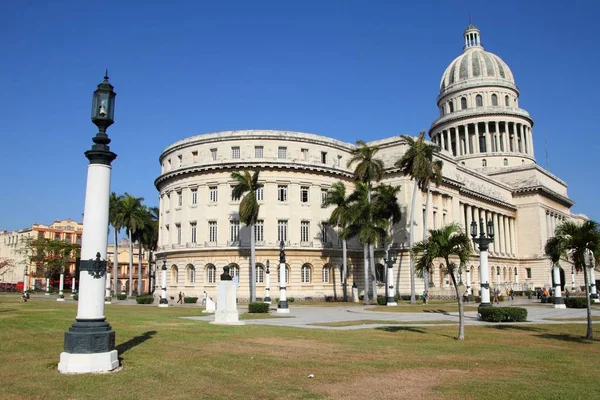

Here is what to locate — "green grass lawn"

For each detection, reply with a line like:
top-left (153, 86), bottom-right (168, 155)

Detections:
top-left (1, 295), bottom-right (599, 400)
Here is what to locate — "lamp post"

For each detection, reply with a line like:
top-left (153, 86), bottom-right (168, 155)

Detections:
top-left (23, 264), bottom-right (28, 293)
top-left (105, 259), bottom-right (112, 304)
top-left (471, 218), bottom-right (494, 307)
top-left (45, 276), bottom-right (50, 295)
top-left (571, 266), bottom-right (576, 291)
top-left (148, 257), bottom-right (156, 295)
top-left (552, 260), bottom-right (565, 308)
top-left (384, 250), bottom-right (397, 306)
top-left (159, 258), bottom-right (168, 307)
top-left (277, 241), bottom-right (289, 313)
top-left (589, 251), bottom-right (598, 301)
top-left (58, 73), bottom-right (118, 374)
top-left (57, 263), bottom-right (65, 302)
top-left (264, 260), bottom-right (271, 304)
top-left (465, 265), bottom-right (472, 296)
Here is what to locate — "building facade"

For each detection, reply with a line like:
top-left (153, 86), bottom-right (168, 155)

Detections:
top-left (154, 25), bottom-right (590, 301)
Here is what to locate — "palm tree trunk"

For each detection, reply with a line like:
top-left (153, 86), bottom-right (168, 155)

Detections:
top-left (342, 239), bottom-right (348, 302)
top-left (448, 262), bottom-right (465, 340)
top-left (369, 244), bottom-right (377, 302)
top-left (583, 259), bottom-right (593, 339)
top-left (422, 187), bottom-right (431, 290)
top-left (128, 231), bottom-right (133, 297)
top-left (363, 245), bottom-right (369, 305)
top-left (408, 177), bottom-right (418, 304)
top-left (249, 223), bottom-right (256, 302)
top-left (137, 240), bottom-right (143, 296)
top-left (113, 229), bottom-right (118, 296)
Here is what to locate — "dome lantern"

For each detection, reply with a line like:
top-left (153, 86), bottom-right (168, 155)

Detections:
top-left (464, 24), bottom-right (482, 50)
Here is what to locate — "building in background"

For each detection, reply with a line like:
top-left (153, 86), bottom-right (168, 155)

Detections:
top-left (107, 239), bottom-right (151, 295)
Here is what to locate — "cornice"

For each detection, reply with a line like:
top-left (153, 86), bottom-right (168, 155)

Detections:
top-left (512, 185), bottom-right (575, 207)
top-left (429, 107), bottom-right (533, 133)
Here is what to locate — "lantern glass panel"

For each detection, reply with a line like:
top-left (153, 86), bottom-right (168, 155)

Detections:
top-left (470, 220), bottom-right (477, 237)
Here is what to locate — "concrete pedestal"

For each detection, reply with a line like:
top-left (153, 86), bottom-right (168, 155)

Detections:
top-left (58, 350), bottom-right (119, 374)
top-left (204, 291), bottom-right (216, 313)
top-left (352, 287), bottom-right (359, 303)
top-left (211, 281), bottom-right (244, 325)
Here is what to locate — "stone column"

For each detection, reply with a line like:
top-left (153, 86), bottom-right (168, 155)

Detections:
top-left (492, 213), bottom-right (499, 255)
top-left (454, 127), bottom-right (460, 156)
top-left (441, 130), bottom-right (446, 150)
top-left (459, 203), bottom-right (466, 230)
top-left (553, 264), bottom-right (565, 308)
top-left (474, 122), bottom-right (480, 153)
top-left (264, 262), bottom-right (272, 303)
top-left (509, 218), bottom-right (516, 255)
top-left (57, 270), bottom-right (65, 302)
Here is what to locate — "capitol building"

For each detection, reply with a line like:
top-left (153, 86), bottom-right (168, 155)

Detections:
top-left (154, 24), bottom-right (587, 301)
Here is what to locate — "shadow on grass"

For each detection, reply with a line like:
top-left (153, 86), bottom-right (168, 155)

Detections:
top-left (487, 325), bottom-right (543, 332)
top-left (116, 330), bottom-right (157, 356)
top-left (0, 309), bottom-right (16, 313)
top-left (535, 333), bottom-right (599, 344)
top-left (375, 326), bottom-right (426, 334)
top-left (423, 309), bottom-right (450, 315)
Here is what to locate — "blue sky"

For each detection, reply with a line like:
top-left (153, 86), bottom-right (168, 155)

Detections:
top-left (1, 0), bottom-right (599, 232)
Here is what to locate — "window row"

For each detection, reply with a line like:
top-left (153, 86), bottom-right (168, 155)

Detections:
top-left (441, 93), bottom-right (514, 116)
top-left (168, 263), bottom-right (337, 284)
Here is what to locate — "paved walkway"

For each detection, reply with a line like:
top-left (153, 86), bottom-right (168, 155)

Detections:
top-left (184, 298), bottom-right (600, 330)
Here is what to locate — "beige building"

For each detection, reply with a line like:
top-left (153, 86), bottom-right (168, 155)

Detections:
top-left (155, 24), bottom-right (590, 301)
top-left (107, 239), bottom-right (151, 295)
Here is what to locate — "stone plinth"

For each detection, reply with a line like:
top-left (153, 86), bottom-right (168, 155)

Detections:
top-left (204, 291), bottom-right (216, 313)
top-left (211, 281), bottom-right (244, 325)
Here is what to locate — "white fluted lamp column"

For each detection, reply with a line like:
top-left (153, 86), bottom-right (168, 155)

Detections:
top-left (159, 258), bottom-right (168, 307)
top-left (264, 260), bottom-right (271, 304)
top-left (471, 218), bottom-right (494, 307)
top-left (277, 241), bottom-right (289, 313)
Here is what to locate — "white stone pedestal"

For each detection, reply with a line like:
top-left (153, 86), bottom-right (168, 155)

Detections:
top-left (204, 291), bottom-right (216, 313)
top-left (211, 281), bottom-right (244, 325)
top-left (58, 350), bottom-right (119, 374)
top-left (352, 287), bottom-right (359, 303)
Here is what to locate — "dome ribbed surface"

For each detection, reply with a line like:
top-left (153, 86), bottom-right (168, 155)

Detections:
top-left (440, 49), bottom-right (515, 92)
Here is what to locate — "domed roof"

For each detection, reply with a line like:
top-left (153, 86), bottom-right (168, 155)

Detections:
top-left (439, 25), bottom-right (516, 93)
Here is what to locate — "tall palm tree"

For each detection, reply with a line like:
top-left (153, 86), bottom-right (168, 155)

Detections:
top-left (133, 206), bottom-right (155, 296)
top-left (120, 193), bottom-right (146, 296)
top-left (322, 182), bottom-right (353, 301)
top-left (346, 182), bottom-right (387, 304)
top-left (231, 170), bottom-right (262, 302)
top-left (109, 192), bottom-right (123, 296)
top-left (396, 131), bottom-right (443, 303)
top-left (142, 206), bottom-right (159, 295)
top-left (552, 220), bottom-right (600, 339)
top-left (347, 140), bottom-right (384, 301)
top-left (412, 223), bottom-right (472, 340)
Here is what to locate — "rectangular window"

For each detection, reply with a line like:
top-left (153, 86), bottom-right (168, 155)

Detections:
top-left (178, 154), bottom-right (182, 167)
top-left (321, 151), bottom-right (327, 164)
top-left (526, 268), bottom-right (532, 279)
top-left (278, 146), bottom-right (287, 159)
top-left (300, 186), bottom-right (309, 203)
top-left (301, 221), bottom-right (310, 243)
top-left (321, 223), bottom-right (329, 243)
top-left (301, 148), bottom-right (309, 160)
top-left (190, 223), bottom-right (197, 244)
top-left (210, 148), bottom-right (217, 161)
top-left (209, 221), bottom-right (217, 243)
top-left (321, 188), bottom-right (328, 206)
top-left (209, 186), bottom-right (218, 203)
top-left (255, 220), bottom-right (264, 242)
top-left (167, 159), bottom-right (172, 169)
top-left (231, 185), bottom-right (241, 201)
top-left (230, 220), bottom-right (240, 242)
top-left (337, 155), bottom-right (342, 166)
top-left (177, 192), bottom-right (182, 207)
top-left (278, 185), bottom-right (288, 202)
top-left (255, 146), bottom-right (264, 158)
top-left (256, 187), bottom-right (264, 201)
top-left (479, 135), bottom-right (487, 153)
top-left (176, 224), bottom-right (182, 244)
top-left (231, 146), bottom-right (240, 159)
top-left (191, 189), bottom-right (198, 205)
top-left (65, 234), bottom-right (71, 244)
top-left (433, 211), bottom-right (437, 229)
top-left (38, 232), bottom-right (44, 240)
top-left (54, 233), bottom-right (60, 241)
top-left (76, 235), bottom-right (82, 245)
top-left (277, 220), bottom-right (288, 242)
top-left (192, 151), bottom-right (198, 162)
top-left (322, 267), bottom-right (330, 283)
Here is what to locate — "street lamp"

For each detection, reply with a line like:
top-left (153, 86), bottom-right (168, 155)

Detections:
top-left (58, 73), bottom-right (118, 374)
top-left (159, 257), bottom-right (168, 307)
top-left (384, 249), bottom-right (397, 306)
top-left (465, 264), bottom-right (472, 296)
top-left (589, 250), bottom-right (598, 301)
top-left (264, 260), bottom-right (271, 303)
top-left (105, 258), bottom-right (112, 304)
top-left (471, 218), bottom-right (494, 307)
top-left (571, 265), bottom-right (576, 291)
top-left (148, 257), bottom-right (156, 295)
top-left (277, 241), bottom-right (289, 313)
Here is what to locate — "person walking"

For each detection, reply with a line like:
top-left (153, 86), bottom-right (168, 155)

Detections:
top-left (493, 288), bottom-right (500, 304)
top-left (177, 292), bottom-right (183, 304)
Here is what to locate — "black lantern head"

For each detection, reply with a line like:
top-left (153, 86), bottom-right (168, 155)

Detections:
top-left (91, 71), bottom-right (116, 129)
top-left (265, 260), bottom-right (270, 273)
top-left (470, 220), bottom-right (477, 238)
top-left (390, 250), bottom-right (397, 262)
top-left (279, 241), bottom-right (286, 264)
top-left (486, 219), bottom-right (495, 238)
top-left (162, 258), bottom-right (167, 270)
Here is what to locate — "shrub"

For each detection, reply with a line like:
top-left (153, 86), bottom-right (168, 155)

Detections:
top-left (377, 296), bottom-right (387, 305)
top-left (73, 294), bottom-right (78, 301)
top-left (136, 295), bottom-right (154, 304)
top-left (184, 297), bottom-right (198, 304)
top-left (478, 306), bottom-right (527, 322)
top-left (288, 297), bottom-right (295, 303)
top-left (248, 302), bottom-right (270, 313)
top-left (564, 297), bottom-right (587, 308)
top-left (116, 294), bottom-right (127, 300)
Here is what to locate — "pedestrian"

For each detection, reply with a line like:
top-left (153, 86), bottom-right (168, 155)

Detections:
top-left (509, 288), bottom-right (514, 300)
top-left (422, 290), bottom-right (428, 305)
top-left (493, 288), bottom-right (500, 304)
top-left (177, 292), bottom-right (183, 304)
top-left (565, 288), bottom-right (570, 298)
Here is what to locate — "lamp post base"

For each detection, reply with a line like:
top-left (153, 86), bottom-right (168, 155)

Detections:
top-left (263, 296), bottom-right (271, 304)
top-left (59, 319), bottom-right (118, 374)
top-left (554, 304), bottom-right (567, 309)
top-left (277, 300), bottom-right (289, 313)
top-left (478, 302), bottom-right (493, 308)
top-left (386, 296), bottom-right (397, 306)
top-left (58, 350), bottom-right (119, 374)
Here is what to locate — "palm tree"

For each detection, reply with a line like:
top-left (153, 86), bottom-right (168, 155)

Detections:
top-left (412, 223), bottom-right (472, 340)
top-left (544, 236), bottom-right (563, 306)
top-left (231, 170), bottom-right (262, 302)
top-left (322, 182), bottom-right (353, 301)
top-left (142, 206), bottom-right (159, 295)
top-left (551, 220), bottom-right (600, 339)
top-left (396, 131), bottom-right (443, 303)
top-left (120, 193), bottom-right (146, 296)
top-left (133, 206), bottom-right (155, 296)
top-left (109, 192), bottom-right (123, 296)
top-left (347, 140), bottom-right (384, 302)
top-left (346, 182), bottom-right (387, 304)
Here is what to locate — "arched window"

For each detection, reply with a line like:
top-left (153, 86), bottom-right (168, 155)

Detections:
top-left (170, 265), bottom-right (179, 284)
top-left (255, 264), bottom-right (264, 284)
top-left (278, 264), bottom-right (289, 283)
top-left (186, 264), bottom-right (195, 283)
top-left (503, 267), bottom-right (507, 281)
top-left (229, 263), bottom-right (240, 279)
top-left (476, 94), bottom-right (483, 107)
top-left (375, 263), bottom-right (385, 283)
top-left (460, 97), bottom-right (467, 110)
top-left (503, 158), bottom-right (508, 166)
top-left (482, 159), bottom-right (487, 167)
top-left (206, 264), bottom-right (216, 284)
top-left (491, 94), bottom-right (498, 106)
top-left (440, 106), bottom-right (444, 116)
top-left (448, 100), bottom-right (454, 113)
top-left (504, 95), bottom-right (510, 106)
top-left (301, 263), bottom-right (312, 283)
